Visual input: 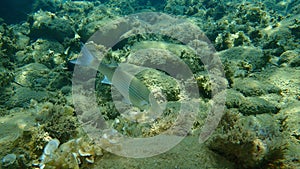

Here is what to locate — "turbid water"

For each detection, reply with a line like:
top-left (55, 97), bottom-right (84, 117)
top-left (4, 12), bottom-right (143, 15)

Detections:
top-left (0, 0), bottom-right (299, 168)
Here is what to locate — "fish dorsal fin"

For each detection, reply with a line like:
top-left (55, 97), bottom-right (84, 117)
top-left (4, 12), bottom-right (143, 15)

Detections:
top-left (101, 76), bottom-right (112, 85)
top-left (70, 43), bottom-right (96, 66)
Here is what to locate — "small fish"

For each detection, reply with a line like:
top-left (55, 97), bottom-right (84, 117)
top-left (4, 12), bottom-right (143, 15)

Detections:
top-left (71, 43), bottom-right (162, 120)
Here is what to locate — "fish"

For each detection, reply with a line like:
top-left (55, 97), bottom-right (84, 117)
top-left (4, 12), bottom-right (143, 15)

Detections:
top-left (71, 43), bottom-right (162, 121)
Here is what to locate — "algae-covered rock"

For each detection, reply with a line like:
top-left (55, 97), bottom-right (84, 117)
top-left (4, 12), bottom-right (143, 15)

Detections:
top-left (36, 103), bottom-right (78, 142)
top-left (232, 78), bottom-right (281, 97)
top-left (128, 41), bottom-right (204, 73)
top-left (262, 14), bottom-right (300, 56)
top-left (226, 78), bottom-right (280, 115)
top-left (164, 0), bottom-right (224, 17)
top-left (0, 23), bottom-right (30, 56)
top-left (78, 17), bottom-right (116, 42)
top-left (274, 102), bottom-right (300, 168)
top-left (219, 46), bottom-right (267, 75)
top-left (0, 66), bottom-right (14, 88)
top-left (29, 10), bottom-right (75, 42)
top-left (290, 56), bottom-right (300, 67)
top-left (106, 0), bottom-right (165, 15)
top-left (15, 39), bottom-right (65, 68)
top-left (288, 17), bottom-right (300, 39)
top-left (229, 2), bottom-right (270, 28)
top-left (0, 110), bottom-right (37, 167)
top-left (7, 87), bottom-right (48, 108)
top-left (164, 0), bottom-right (193, 15)
top-left (0, 24), bottom-right (19, 56)
top-left (136, 68), bottom-right (180, 102)
top-left (15, 63), bottom-right (50, 88)
top-left (277, 102), bottom-right (300, 143)
top-left (261, 67), bottom-right (300, 105)
top-left (215, 31), bottom-right (251, 50)
top-left (225, 89), bottom-right (245, 108)
top-left (73, 1), bottom-right (112, 41)
top-left (208, 111), bottom-right (288, 168)
top-left (239, 97), bottom-right (278, 115)
top-left (0, 114), bottom-right (23, 158)
top-left (277, 49), bottom-right (300, 67)
top-left (48, 72), bottom-right (71, 90)
top-left (194, 73), bottom-right (212, 98)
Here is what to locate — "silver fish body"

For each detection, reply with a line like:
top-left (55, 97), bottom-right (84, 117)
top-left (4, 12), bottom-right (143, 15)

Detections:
top-left (71, 43), bottom-right (162, 116)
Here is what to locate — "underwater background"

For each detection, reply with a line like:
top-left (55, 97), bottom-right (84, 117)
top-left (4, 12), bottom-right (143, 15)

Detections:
top-left (0, 0), bottom-right (299, 168)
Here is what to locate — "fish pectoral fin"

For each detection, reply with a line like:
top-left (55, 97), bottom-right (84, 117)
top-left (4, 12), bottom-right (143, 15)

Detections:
top-left (140, 100), bottom-right (149, 107)
top-left (101, 76), bottom-right (112, 85)
top-left (69, 59), bottom-right (78, 65)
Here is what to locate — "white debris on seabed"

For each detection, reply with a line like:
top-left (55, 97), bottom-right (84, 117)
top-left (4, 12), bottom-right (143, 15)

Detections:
top-left (32, 137), bottom-right (103, 169)
top-left (1, 153), bottom-right (17, 168)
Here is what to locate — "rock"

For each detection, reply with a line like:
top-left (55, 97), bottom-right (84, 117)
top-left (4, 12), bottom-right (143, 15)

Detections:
top-left (219, 46), bottom-right (267, 77)
top-left (15, 39), bottom-right (64, 68)
top-left (15, 63), bottom-right (50, 88)
top-left (239, 97), bottom-right (279, 115)
top-left (278, 50), bottom-right (300, 67)
top-left (29, 10), bottom-right (75, 42)
top-left (208, 111), bottom-right (287, 168)
top-left (225, 89), bottom-right (245, 108)
top-left (232, 78), bottom-right (281, 96)
top-left (7, 87), bottom-right (48, 108)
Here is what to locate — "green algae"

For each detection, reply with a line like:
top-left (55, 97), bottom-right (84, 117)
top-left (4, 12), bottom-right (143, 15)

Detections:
top-left (0, 0), bottom-right (299, 168)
